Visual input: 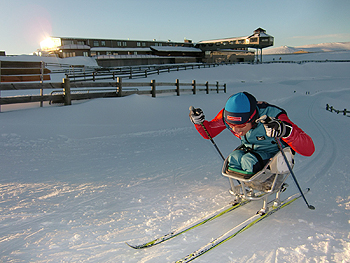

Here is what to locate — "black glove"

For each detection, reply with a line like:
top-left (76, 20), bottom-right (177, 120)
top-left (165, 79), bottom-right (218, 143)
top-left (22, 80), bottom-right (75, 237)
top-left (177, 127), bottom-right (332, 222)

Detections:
top-left (257, 115), bottom-right (292, 138)
top-left (189, 107), bottom-right (205, 124)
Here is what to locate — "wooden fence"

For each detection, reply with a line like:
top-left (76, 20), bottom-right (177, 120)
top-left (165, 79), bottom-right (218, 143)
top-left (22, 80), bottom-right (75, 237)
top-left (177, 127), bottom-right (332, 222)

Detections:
top-left (0, 61), bottom-right (51, 82)
top-left (66, 63), bottom-right (224, 82)
top-left (0, 78), bottom-right (226, 108)
top-left (326, 104), bottom-right (350, 116)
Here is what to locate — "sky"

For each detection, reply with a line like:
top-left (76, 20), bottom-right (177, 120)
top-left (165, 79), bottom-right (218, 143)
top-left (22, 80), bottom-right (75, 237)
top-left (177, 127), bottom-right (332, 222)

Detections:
top-left (1, 0), bottom-right (350, 55)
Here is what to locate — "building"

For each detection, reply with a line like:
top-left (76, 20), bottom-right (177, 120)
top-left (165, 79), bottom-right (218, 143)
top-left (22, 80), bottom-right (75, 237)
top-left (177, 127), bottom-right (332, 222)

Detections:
top-left (196, 28), bottom-right (273, 63)
top-left (38, 28), bottom-right (273, 66)
top-left (39, 37), bottom-right (203, 67)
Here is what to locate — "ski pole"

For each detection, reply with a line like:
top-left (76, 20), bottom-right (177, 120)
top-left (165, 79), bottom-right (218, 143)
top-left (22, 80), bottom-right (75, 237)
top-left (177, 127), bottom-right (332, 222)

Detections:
top-left (189, 106), bottom-right (225, 161)
top-left (189, 106), bottom-right (241, 188)
top-left (275, 137), bottom-right (315, 210)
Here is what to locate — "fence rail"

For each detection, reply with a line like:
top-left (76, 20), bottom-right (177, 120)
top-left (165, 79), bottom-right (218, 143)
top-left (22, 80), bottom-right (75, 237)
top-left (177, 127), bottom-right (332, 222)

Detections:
top-left (66, 63), bottom-right (224, 82)
top-left (0, 61), bottom-right (51, 82)
top-left (326, 104), bottom-right (350, 116)
top-left (0, 78), bottom-right (226, 107)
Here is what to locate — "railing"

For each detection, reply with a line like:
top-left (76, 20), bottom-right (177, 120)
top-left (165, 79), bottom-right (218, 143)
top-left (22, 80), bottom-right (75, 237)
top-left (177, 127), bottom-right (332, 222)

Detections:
top-left (65, 63), bottom-right (225, 82)
top-left (263, 59), bottom-right (350, 64)
top-left (0, 61), bottom-right (51, 82)
top-left (0, 78), bottom-right (226, 109)
top-left (63, 59), bottom-right (350, 82)
top-left (326, 104), bottom-right (350, 116)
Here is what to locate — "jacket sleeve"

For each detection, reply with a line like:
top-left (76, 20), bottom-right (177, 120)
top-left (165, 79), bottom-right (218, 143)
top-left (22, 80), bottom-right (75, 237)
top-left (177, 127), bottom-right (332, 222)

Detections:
top-left (194, 109), bottom-right (227, 139)
top-left (278, 113), bottom-right (315, 157)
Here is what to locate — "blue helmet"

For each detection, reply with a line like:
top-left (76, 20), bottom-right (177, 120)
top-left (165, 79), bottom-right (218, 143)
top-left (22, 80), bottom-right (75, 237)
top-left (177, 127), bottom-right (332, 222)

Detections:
top-left (224, 92), bottom-right (258, 125)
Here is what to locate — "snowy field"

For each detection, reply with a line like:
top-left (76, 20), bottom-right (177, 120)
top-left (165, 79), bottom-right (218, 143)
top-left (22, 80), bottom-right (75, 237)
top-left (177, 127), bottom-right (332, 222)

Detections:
top-left (1, 46), bottom-right (350, 262)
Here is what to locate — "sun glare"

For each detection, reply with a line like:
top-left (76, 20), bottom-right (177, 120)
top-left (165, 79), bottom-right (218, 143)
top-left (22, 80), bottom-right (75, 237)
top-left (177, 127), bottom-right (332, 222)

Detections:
top-left (40, 37), bottom-right (61, 50)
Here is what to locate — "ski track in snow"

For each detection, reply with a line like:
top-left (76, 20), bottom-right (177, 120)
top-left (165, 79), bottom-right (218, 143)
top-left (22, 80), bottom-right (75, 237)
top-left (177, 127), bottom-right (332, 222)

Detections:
top-left (302, 94), bottom-right (337, 185)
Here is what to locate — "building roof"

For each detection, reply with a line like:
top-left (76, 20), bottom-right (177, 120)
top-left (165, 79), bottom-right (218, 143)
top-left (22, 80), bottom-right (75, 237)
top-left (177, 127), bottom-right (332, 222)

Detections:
top-left (150, 46), bottom-right (202, 52)
top-left (91, 47), bottom-right (152, 52)
top-left (60, 44), bottom-right (91, 50)
top-left (197, 36), bottom-right (247, 44)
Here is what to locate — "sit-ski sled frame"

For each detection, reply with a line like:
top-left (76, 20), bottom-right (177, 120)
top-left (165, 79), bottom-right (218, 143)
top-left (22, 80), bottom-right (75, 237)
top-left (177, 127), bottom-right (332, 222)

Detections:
top-left (222, 147), bottom-right (295, 214)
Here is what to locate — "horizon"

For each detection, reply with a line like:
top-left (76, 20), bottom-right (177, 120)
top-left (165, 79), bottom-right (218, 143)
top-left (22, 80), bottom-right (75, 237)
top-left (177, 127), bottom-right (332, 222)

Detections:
top-left (2, 0), bottom-right (350, 55)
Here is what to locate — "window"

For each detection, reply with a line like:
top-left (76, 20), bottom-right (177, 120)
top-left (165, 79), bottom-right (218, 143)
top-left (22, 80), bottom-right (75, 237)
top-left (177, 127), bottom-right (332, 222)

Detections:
top-left (123, 42), bottom-right (127, 46)
top-left (62, 40), bottom-right (74, 45)
top-left (83, 51), bottom-right (89, 57)
top-left (93, 41), bottom-right (99, 47)
top-left (101, 41), bottom-right (106, 46)
top-left (117, 41), bottom-right (122, 46)
top-left (77, 41), bottom-right (85, 45)
top-left (63, 51), bottom-right (75, 58)
top-left (142, 42), bottom-right (146, 47)
top-left (137, 42), bottom-right (141, 47)
top-left (250, 38), bottom-right (258, 43)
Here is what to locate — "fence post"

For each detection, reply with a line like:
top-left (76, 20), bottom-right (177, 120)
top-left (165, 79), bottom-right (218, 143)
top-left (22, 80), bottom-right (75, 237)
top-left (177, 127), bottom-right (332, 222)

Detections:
top-left (224, 83), bottom-right (227, 93)
top-left (344, 109), bottom-right (347, 116)
top-left (192, 80), bottom-right (196, 94)
top-left (151, 80), bottom-right (156, 97)
top-left (117, 77), bottom-right (122, 97)
top-left (40, 61), bottom-right (44, 107)
top-left (145, 70), bottom-right (147, 78)
top-left (0, 61), bottom-right (1, 112)
top-left (205, 81), bottom-right (209, 94)
top-left (216, 81), bottom-right (219, 93)
top-left (63, 78), bottom-right (71, 105)
top-left (326, 104), bottom-right (329, 111)
top-left (176, 79), bottom-right (180, 96)
top-left (129, 68), bottom-right (132, 79)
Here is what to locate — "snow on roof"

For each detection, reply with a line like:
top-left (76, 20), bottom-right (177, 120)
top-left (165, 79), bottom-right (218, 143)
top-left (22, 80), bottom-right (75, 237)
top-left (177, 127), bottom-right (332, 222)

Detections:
top-left (258, 32), bottom-right (272, 38)
top-left (59, 44), bottom-right (91, 50)
top-left (91, 47), bottom-right (152, 52)
top-left (198, 36), bottom-right (247, 44)
top-left (150, 46), bottom-right (202, 52)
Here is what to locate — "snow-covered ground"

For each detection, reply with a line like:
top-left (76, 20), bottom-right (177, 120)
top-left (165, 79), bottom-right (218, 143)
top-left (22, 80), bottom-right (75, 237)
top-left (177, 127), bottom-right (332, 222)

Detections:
top-left (1, 46), bottom-right (350, 262)
top-left (264, 41), bottom-right (350, 55)
top-left (263, 41), bottom-right (350, 62)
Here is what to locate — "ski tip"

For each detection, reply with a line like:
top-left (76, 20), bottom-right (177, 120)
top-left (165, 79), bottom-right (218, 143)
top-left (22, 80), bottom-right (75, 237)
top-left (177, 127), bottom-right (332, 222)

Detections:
top-left (125, 242), bottom-right (138, 249)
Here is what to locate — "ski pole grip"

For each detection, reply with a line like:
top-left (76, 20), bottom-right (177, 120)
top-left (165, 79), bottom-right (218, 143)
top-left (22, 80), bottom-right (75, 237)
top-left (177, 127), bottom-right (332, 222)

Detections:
top-left (189, 106), bottom-right (195, 113)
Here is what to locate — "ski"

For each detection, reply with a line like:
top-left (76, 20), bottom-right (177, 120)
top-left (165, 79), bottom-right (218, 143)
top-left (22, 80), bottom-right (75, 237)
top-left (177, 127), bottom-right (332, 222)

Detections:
top-left (175, 189), bottom-right (310, 263)
top-left (126, 198), bottom-right (254, 249)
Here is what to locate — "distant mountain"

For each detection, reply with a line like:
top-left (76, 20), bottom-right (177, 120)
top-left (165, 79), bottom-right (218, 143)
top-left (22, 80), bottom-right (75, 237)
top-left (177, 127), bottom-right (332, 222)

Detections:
top-left (263, 42), bottom-right (350, 54)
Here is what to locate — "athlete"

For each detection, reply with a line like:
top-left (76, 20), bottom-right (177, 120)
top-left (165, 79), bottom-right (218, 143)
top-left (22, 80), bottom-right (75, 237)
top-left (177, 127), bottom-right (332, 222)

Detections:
top-left (189, 92), bottom-right (315, 174)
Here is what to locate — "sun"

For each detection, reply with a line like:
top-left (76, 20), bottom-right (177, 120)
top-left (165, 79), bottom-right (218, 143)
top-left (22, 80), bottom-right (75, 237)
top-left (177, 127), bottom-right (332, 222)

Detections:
top-left (40, 37), bottom-right (61, 51)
